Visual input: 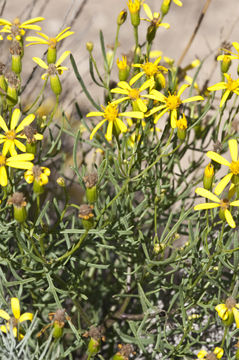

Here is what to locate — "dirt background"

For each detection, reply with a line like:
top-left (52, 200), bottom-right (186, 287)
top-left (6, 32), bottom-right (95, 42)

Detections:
top-left (1, 0), bottom-right (239, 112)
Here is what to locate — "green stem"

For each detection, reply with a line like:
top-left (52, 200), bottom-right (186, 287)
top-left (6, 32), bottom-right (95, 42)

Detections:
top-left (23, 79), bottom-right (47, 114)
top-left (133, 26), bottom-right (139, 61)
top-left (53, 230), bottom-right (89, 263)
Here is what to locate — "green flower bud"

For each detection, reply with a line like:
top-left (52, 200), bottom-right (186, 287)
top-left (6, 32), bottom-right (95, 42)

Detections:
top-left (203, 163), bottom-right (214, 190)
top-left (161, 0), bottom-right (171, 16)
top-left (117, 9), bottom-right (127, 25)
top-left (50, 74), bottom-right (62, 96)
top-left (86, 41), bottom-right (94, 53)
top-left (7, 86), bottom-right (18, 107)
top-left (220, 55), bottom-right (231, 73)
top-left (57, 177), bottom-right (66, 187)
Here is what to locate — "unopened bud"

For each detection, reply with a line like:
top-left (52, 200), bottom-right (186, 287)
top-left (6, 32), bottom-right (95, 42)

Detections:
top-left (50, 74), bottom-right (62, 96)
top-left (203, 163), bottom-right (214, 190)
top-left (47, 47), bottom-right (57, 64)
top-left (161, 0), bottom-right (170, 16)
top-left (86, 42), bottom-right (94, 53)
top-left (57, 177), bottom-right (65, 187)
top-left (117, 9), bottom-right (127, 25)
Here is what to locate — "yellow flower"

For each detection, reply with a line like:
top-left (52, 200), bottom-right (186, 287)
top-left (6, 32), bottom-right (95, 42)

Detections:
top-left (145, 84), bottom-right (204, 128)
top-left (0, 147), bottom-right (34, 187)
top-left (24, 165), bottom-right (50, 186)
top-left (132, 57), bottom-right (168, 88)
top-left (111, 74), bottom-right (153, 112)
top-left (0, 16), bottom-right (44, 41)
top-left (87, 102), bottom-right (144, 142)
top-left (207, 73), bottom-right (239, 107)
top-left (194, 187), bottom-right (239, 228)
top-left (207, 139), bottom-right (239, 195)
top-left (217, 41), bottom-right (239, 61)
top-left (215, 297), bottom-right (239, 328)
top-left (0, 297), bottom-right (33, 340)
top-left (0, 108), bottom-right (42, 156)
top-left (141, 3), bottom-right (170, 29)
top-left (26, 27), bottom-right (74, 48)
top-left (196, 347), bottom-right (223, 359)
top-left (127, 0), bottom-right (142, 14)
top-left (32, 51), bottom-right (70, 79)
top-left (117, 56), bottom-right (128, 71)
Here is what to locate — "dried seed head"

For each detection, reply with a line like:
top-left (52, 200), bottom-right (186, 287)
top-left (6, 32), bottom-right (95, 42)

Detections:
top-left (78, 204), bottom-right (94, 220)
top-left (53, 309), bottom-right (66, 323)
top-left (32, 165), bottom-right (43, 179)
top-left (84, 326), bottom-right (105, 341)
top-left (8, 192), bottom-right (27, 208)
top-left (21, 125), bottom-right (37, 143)
top-left (4, 70), bottom-right (20, 88)
top-left (48, 64), bottom-right (57, 76)
top-left (9, 40), bottom-right (22, 56)
top-left (83, 173), bottom-right (98, 188)
top-left (225, 296), bottom-right (236, 309)
top-left (117, 344), bottom-right (134, 357)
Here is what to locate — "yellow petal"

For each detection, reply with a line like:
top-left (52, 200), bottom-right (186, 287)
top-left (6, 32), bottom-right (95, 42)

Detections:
top-left (149, 89), bottom-right (165, 102)
top-left (10, 108), bottom-right (21, 130)
top-left (57, 30), bottom-right (74, 42)
top-left (0, 309), bottom-right (10, 321)
top-left (182, 95), bottom-right (204, 104)
top-left (55, 51), bottom-right (71, 67)
top-left (32, 57), bottom-right (48, 69)
top-left (0, 116), bottom-right (9, 133)
top-left (86, 111), bottom-right (104, 118)
top-left (11, 298), bottom-right (20, 320)
top-left (14, 139), bottom-right (26, 153)
top-left (213, 347), bottom-right (224, 359)
top-left (19, 312), bottom-right (33, 323)
top-left (90, 119), bottom-right (107, 140)
top-left (224, 209), bottom-right (236, 228)
top-left (215, 304), bottom-right (228, 320)
top-left (220, 89), bottom-right (230, 108)
top-left (2, 140), bottom-right (12, 156)
top-left (136, 99), bottom-right (147, 112)
top-left (120, 111), bottom-right (144, 119)
top-left (214, 173), bottom-right (233, 196)
top-left (105, 121), bottom-right (113, 141)
top-left (170, 109), bottom-right (177, 128)
top-left (233, 307), bottom-right (239, 327)
top-left (207, 82), bottom-right (227, 91)
top-left (229, 139), bottom-right (238, 162)
top-left (206, 151), bottom-right (231, 166)
top-left (143, 3), bottom-right (153, 20)
top-left (173, 0), bottom-right (183, 6)
top-left (230, 200), bottom-right (239, 206)
top-left (115, 118), bottom-right (127, 133)
top-left (194, 203), bottom-right (220, 210)
top-left (195, 187), bottom-right (220, 202)
top-left (21, 17), bottom-right (45, 26)
top-left (0, 165), bottom-right (7, 186)
top-left (16, 114), bottom-right (35, 133)
top-left (177, 84), bottom-right (189, 97)
top-left (0, 325), bottom-right (7, 333)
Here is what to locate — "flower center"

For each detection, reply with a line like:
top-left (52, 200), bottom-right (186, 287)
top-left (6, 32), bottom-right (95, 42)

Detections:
top-left (9, 316), bottom-right (18, 327)
top-left (230, 160), bottom-right (239, 174)
top-left (0, 154), bottom-right (6, 166)
top-left (206, 354), bottom-right (217, 360)
top-left (220, 198), bottom-right (229, 210)
top-left (166, 93), bottom-right (182, 110)
top-left (103, 103), bottom-right (119, 122)
top-left (48, 64), bottom-right (57, 75)
top-left (13, 18), bottom-right (20, 26)
top-left (48, 37), bottom-right (57, 49)
top-left (227, 76), bottom-right (239, 91)
top-left (128, 88), bottom-right (140, 100)
top-left (6, 130), bottom-right (16, 140)
top-left (142, 62), bottom-right (158, 77)
top-left (225, 296), bottom-right (236, 309)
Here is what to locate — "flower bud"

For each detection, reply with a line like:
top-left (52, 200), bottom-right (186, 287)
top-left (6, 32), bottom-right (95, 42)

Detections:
top-left (57, 177), bottom-right (65, 187)
top-left (220, 55), bottom-right (231, 73)
top-left (176, 114), bottom-right (187, 141)
top-left (78, 204), bottom-right (94, 230)
top-left (117, 9), bottom-right (127, 25)
top-left (203, 163), bottom-right (214, 190)
top-left (86, 41), bottom-right (94, 53)
top-left (8, 192), bottom-right (27, 223)
top-left (0, 63), bottom-right (7, 93)
top-left (117, 56), bottom-right (130, 81)
top-left (161, 0), bottom-right (170, 16)
top-left (50, 74), bottom-right (62, 96)
top-left (83, 173), bottom-right (98, 203)
top-left (128, 0), bottom-right (141, 27)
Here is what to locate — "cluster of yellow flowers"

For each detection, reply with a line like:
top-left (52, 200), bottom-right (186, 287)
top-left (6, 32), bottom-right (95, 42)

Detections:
top-left (194, 41), bottom-right (239, 229)
top-left (0, 15), bottom-right (73, 220)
